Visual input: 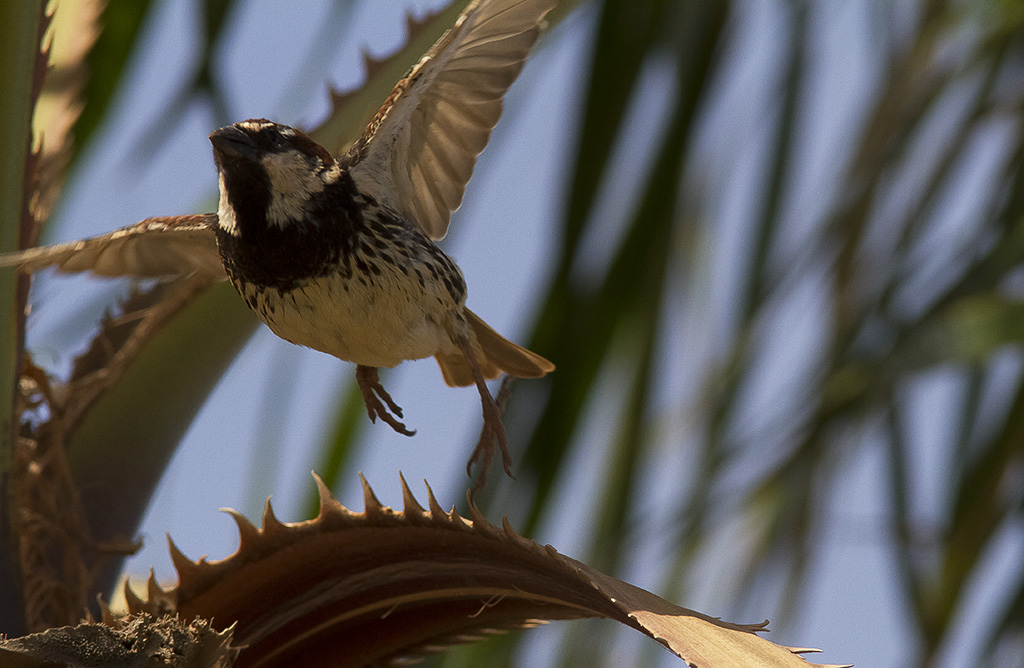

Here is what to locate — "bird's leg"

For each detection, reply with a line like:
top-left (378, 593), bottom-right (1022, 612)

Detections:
top-left (355, 365), bottom-right (415, 436)
top-left (458, 341), bottom-right (513, 492)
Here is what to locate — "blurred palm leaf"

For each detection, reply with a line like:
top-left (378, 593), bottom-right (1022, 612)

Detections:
top-left (439, 0), bottom-right (1024, 666)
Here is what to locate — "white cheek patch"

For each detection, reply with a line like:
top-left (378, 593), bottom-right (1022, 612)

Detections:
top-left (217, 172), bottom-right (239, 236)
top-left (262, 151), bottom-right (325, 228)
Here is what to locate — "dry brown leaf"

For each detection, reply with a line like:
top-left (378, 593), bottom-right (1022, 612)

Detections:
top-left (60, 273), bottom-right (216, 432)
top-left (0, 614), bottom-right (236, 667)
top-left (120, 474), bottom-right (847, 668)
top-left (13, 276), bottom-right (214, 630)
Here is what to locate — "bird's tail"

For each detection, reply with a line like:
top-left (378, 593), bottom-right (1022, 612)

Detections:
top-left (435, 308), bottom-right (554, 388)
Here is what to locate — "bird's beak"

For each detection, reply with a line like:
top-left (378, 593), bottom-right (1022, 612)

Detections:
top-left (209, 125), bottom-right (257, 160)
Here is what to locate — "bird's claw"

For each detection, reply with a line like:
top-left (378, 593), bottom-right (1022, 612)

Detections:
top-left (356, 365), bottom-right (415, 436)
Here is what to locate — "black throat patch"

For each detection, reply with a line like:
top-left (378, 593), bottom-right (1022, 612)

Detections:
top-left (215, 166), bottom-right (365, 292)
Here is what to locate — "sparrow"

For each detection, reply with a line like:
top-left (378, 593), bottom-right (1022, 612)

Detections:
top-left (3, 0), bottom-right (557, 488)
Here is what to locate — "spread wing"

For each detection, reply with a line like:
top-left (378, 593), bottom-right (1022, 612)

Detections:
top-left (347, 0), bottom-right (556, 240)
top-left (0, 214), bottom-right (224, 279)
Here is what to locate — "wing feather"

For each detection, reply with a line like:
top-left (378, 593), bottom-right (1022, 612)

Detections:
top-left (0, 214), bottom-right (224, 279)
top-left (349, 0), bottom-right (557, 240)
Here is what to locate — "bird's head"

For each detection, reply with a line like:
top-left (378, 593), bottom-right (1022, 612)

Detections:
top-left (210, 119), bottom-right (339, 236)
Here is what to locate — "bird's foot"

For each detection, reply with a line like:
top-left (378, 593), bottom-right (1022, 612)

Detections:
top-left (356, 365), bottom-right (415, 436)
top-left (466, 396), bottom-right (513, 493)
top-left (459, 352), bottom-right (515, 493)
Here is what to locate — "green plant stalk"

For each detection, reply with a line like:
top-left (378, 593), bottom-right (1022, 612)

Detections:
top-left (0, 0), bottom-right (47, 636)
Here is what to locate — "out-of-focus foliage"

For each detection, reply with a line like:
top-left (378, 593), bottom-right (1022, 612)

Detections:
top-left (453, 0), bottom-right (1024, 666)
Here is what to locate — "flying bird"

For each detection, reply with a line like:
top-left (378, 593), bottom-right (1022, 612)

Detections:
top-left (3, 0), bottom-right (557, 489)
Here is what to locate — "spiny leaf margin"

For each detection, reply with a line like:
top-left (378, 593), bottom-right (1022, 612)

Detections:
top-left (122, 474), bottom-right (847, 668)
